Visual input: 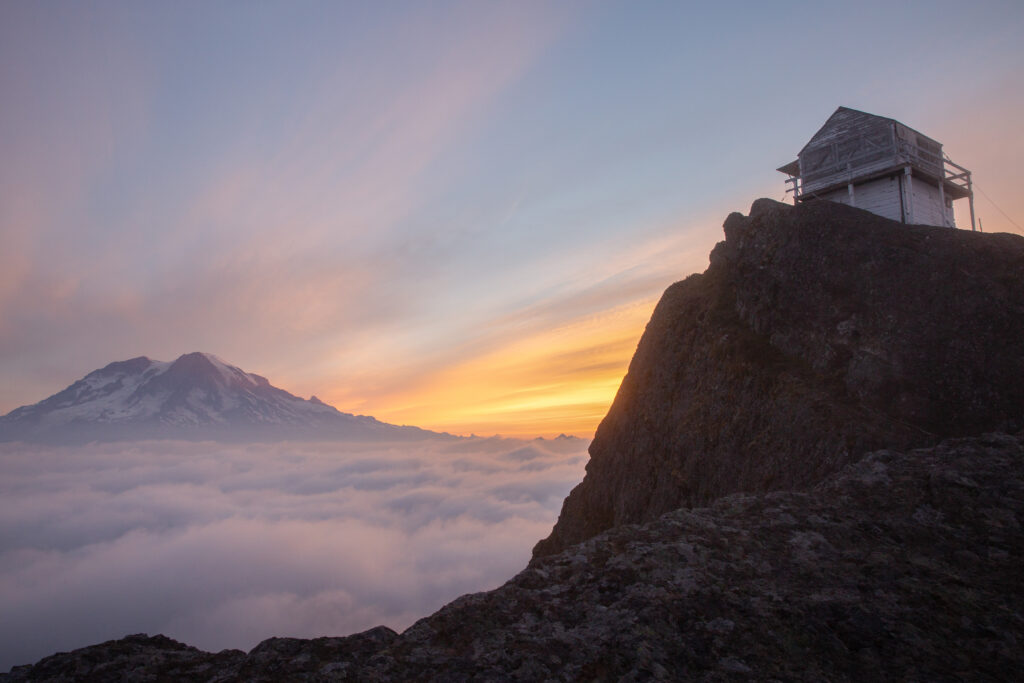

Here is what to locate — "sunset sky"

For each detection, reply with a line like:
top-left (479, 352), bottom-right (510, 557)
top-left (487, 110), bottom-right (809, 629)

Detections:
top-left (2, 1), bottom-right (1022, 437)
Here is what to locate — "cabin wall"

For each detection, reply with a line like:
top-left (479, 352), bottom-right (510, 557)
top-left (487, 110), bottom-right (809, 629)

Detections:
top-left (856, 176), bottom-right (903, 222)
top-left (811, 175), bottom-right (955, 227)
top-left (910, 176), bottom-right (955, 227)
top-left (801, 157), bottom-right (896, 197)
top-left (816, 176), bottom-right (903, 223)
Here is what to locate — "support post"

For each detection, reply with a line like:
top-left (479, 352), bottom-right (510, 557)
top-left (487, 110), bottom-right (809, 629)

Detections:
top-left (937, 179), bottom-right (947, 227)
top-left (968, 173), bottom-right (976, 232)
top-left (848, 182), bottom-right (856, 207)
top-left (903, 166), bottom-right (915, 225)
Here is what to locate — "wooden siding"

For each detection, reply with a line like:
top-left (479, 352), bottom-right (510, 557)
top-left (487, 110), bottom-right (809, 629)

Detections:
top-left (799, 108), bottom-right (898, 195)
top-left (911, 176), bottom-right (955, 227)
top-left (819, 177), bottom-right (902, 223)
top-left (895, 123), bottom-right (944, 178)
top-left (813, 175), bottom-right (954, 227)
top-left (801, 156), bottom-right (895, 198)
top-left (799, 108), bottom-right (886, 156)
top-left (856, 177), bottom-right (903, 222)
top-left (796, 107), bottom-right (949, 199)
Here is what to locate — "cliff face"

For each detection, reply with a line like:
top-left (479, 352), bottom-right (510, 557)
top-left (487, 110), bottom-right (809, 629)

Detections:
top-left (534, 199), bottom-right (1024, 557)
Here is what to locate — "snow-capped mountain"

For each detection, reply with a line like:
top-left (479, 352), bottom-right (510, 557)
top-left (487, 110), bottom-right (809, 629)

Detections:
top-left (0, 352), bottom-right (437, 444)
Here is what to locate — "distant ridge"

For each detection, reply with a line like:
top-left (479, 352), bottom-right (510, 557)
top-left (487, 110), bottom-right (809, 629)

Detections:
top-left (0, 352), bottom-right (441, 444)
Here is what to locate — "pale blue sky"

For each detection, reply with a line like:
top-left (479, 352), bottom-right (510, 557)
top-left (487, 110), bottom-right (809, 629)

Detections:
top-left (2, 0), bottom-right (1022, 434)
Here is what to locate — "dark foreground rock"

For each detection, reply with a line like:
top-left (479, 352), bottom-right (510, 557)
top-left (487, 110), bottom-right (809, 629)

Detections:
top-left (6, 433), bottom-right (1023, 681)
top-left (535, 199), bottom-right (1024, 557)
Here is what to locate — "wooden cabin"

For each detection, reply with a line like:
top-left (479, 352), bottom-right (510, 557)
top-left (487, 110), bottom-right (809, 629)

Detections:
top-left (778, 107), bottom-right (975, 229)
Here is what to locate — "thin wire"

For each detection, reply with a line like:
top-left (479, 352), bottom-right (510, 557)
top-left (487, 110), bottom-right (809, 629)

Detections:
top-left (974, 183), bottom-right (1023, 232)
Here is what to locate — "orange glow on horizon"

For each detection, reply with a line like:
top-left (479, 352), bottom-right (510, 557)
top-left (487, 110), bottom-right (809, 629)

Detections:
top-left (325, 297), bottom-right (658, 439)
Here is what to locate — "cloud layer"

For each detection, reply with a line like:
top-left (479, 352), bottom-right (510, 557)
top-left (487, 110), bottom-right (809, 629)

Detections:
top-left (0, 437), bottom-right (589, 670)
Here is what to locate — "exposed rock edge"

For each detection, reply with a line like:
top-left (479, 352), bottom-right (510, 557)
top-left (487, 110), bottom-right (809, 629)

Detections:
top-left (535, 198), bottom-right (1024, 557)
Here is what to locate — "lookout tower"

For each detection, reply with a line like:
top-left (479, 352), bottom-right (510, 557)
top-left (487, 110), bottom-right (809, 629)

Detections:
top-left (778, 107), bottom-right (975, 229)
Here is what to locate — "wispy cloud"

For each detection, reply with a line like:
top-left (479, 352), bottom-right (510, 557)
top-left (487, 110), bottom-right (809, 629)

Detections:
top-left (3, 1), bottom-right (1021, 439)
top-left (0, 2), bottom-right (575, 419)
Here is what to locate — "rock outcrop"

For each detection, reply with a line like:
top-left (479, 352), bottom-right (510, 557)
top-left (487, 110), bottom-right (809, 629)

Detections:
top-left (534, 199), bottom-right (1024, 557)
top-left (4, 432), bottom-right (1022, 680)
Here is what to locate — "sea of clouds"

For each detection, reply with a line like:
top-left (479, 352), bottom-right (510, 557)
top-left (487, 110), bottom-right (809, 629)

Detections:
top-left (0, 436), bottom-right (589, 670)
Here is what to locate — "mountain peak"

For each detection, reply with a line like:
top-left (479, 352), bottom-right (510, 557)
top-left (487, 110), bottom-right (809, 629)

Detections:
top-left (95, 356), bottom-right (154, 374)
top-left (173, 351), bottom-right (222, 365)
top-left (0, 354), bottom-right (434, 444)
top-left (157, 352), bottom-right (252, 391)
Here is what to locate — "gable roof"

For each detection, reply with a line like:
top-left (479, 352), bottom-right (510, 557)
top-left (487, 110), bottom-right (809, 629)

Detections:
top-left (798, 106), bottom-right (941, 157)
top-left (799, 107), bottom-right (888, 157)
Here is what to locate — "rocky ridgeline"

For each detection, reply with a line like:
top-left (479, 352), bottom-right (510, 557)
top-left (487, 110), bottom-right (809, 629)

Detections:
top-left (5, 200), bottom-right (1024, 680)
top-left (535, 199), bottom-right (1024, 556)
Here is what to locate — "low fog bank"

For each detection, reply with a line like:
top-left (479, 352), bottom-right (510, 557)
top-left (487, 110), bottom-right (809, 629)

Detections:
top-left (0, 436), bottom-right (589, 670)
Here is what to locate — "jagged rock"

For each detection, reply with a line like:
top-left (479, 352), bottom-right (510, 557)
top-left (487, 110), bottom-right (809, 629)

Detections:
top-left (5, 433), bottom-right (1022, 680)
top-left (0, 634), bottom-right (246, 682)
top-left (535, 199), bottom-right (1024, 557)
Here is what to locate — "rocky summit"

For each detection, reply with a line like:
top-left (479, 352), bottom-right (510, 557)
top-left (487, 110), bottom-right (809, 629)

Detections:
top-left (535, 199), bottom-right (1024, 557)
top-left (5, 200), bottom-right (1024, 681)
